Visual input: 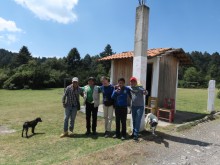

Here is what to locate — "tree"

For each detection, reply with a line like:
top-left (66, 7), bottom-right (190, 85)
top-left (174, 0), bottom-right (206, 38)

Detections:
top-left (66, 48), bottom-right (81, 74)
top-left (99, 44), bottom-right (115, 74)
top-left (82, 54), bottom-right (92, 69)
top-left (183, 67), bottom-right (202, 88)
top-left (14, 46), bottom-right (32, 67)
top-left (0, 49), bottom-right (15, 68)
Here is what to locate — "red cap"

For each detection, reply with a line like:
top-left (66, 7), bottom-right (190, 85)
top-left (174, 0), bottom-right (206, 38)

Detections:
top-left (130, 77), bottom-right (137, 82)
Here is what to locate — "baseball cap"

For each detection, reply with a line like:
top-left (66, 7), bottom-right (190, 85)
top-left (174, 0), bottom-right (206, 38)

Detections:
top-left (130, 76), bottom-right (137, 82)
top-left (88, 77), bottom-right (96, 82)
top-left (72, 77), bottom-right (78, 82)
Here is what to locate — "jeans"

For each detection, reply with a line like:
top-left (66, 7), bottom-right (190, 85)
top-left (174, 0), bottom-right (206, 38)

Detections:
top-left (64, 106), bottom-right (77, 132)
top-left (86, 102), bottom-right (98, 132)
top-left (115, 107), bottom-right (127, 137)
top-left (131, 106), bottom-right (144, 137)
top-left (103, 105), bottom-right (114, 132)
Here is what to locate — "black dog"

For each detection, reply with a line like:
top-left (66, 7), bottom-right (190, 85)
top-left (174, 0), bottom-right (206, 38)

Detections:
top-left (22, 117), bottom-right (42, 138)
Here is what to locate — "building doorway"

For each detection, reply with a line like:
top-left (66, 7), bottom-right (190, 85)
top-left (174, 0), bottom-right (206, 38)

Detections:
top-left (146, 63), bottom-right (153, 104)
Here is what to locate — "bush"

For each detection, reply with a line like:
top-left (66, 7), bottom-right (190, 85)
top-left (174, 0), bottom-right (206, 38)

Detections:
top-left (217, 90), bottom-right (220, 99)
top-left (0, 71), bottom-right (9, 88)
top-left (216, 84), bottom-right (220, 90)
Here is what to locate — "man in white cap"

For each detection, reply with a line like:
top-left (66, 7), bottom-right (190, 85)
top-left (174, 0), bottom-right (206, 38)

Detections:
top-left (60, 77), bottom-right (84, 138)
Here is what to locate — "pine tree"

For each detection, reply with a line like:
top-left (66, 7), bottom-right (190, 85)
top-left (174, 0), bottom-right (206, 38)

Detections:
top-left (14, 46), bottom-right (32, 67)
top-left (99, 44), bottom-right (115, 74)
top-left (66, 48), bottom-right (81, 74)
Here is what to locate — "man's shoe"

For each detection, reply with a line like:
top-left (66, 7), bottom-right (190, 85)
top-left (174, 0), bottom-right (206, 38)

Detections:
top-left (60, 132), bottom-right (68, 138)
top-left (113, 134), bottom-right (120, 139)
top-left (69, 131), bottom-right (74, 136)
top-left (121, 136), bottom-right (126, 140)
top-left (92, 131), bottom-right (97, 135)
top-left (105, 133), bottom-right (109, 138)
top-left (129, 134), bottom-right (134, 139)
top-left (133, 136), bottom-right (138, 141)
top-left (104, 131), bottom-right (109, 138)
top-left (85, 131), bottom-right (91, 136)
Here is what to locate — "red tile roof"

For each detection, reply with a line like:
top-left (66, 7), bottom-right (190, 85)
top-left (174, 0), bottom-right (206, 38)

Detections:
top-left (99, 48), bottom-right (192, 65)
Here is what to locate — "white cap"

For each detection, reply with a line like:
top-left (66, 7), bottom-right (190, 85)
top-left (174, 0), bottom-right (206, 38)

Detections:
top-left (72, 77), bottom-right (78, 82)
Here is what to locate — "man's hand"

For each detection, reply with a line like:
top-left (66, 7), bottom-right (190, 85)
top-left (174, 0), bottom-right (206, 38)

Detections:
top-left (143, 90), bottom-right (148, 95)
top-left (63, 103), bottom-right (66, 108)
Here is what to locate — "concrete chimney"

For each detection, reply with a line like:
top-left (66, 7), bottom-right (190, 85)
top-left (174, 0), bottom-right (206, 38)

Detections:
top-left (132, 4), bottom-right (149, 131)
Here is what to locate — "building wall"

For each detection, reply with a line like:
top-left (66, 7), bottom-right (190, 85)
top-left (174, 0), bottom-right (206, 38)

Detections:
top-left (110, 55), bottom-right (179, 109)
top-left (112, 58), bottom-right (133, 85)
top-left (158, 55), bottom-right (178, 108)
top-left (151, 57), bottom-right (160, 97)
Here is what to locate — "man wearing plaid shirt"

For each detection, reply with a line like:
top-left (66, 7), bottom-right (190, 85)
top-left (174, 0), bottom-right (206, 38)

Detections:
top-left (60, 77), bottom-right (84, 138)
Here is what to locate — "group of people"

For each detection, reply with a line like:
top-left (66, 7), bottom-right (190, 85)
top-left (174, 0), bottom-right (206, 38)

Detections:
top-left (61, 76), bottom-right (158, 141)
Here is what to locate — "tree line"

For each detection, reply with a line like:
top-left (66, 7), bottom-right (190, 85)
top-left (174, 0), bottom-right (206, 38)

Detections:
top-left (0, 45), bottom-right (113, 89)
top-left (0, 46), bottom-right (220, 90)
top-left (178, 51), bottom-right (220, 88)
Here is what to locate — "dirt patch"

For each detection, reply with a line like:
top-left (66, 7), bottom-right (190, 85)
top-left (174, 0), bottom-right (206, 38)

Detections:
top-left (0, 125), bottom-right (16, 134)
top-left (61, 118), bottom-right (220, 165)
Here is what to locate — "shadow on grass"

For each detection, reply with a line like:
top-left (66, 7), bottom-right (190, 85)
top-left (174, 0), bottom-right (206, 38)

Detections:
top-left (68, 132), bottom-right (131, 141)
top-left (26, 132), bottom-right (45, 138)
top-left (68, 132), bottom-right (105, 139)
top-left (141, 131), bottom-right (212, 148)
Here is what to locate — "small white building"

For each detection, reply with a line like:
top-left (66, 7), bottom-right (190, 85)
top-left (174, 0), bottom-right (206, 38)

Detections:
top-left (99, 48), bottom-right (192, 108)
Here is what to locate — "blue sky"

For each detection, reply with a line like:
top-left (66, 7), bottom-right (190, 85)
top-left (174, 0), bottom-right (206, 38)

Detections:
top-left (0, 0), bottom-right (220, 58)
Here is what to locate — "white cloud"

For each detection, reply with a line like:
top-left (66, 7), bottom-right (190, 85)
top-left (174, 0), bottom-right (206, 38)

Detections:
top-left (14, 0), bottom-right (79, 24)
top-left (0, 17), bottom-right (21, 44)
top-left (0, 17), bottom-right (22, 32)
top-left (7, 34), bottom-right (18, 43)
top-left (0, 34), bottom-right (18, 44)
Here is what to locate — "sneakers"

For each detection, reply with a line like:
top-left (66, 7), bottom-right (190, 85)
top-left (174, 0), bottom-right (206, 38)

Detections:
top-left (121, 136), bottom-right (126, 140)
top-left (129, 134), bottom-right (134, 139)
top-left (60, 132), bottom-right (68, 138)
top-left (113, 134), bottom-right (120, 139)
top-left (133, 136), bottom-right (138, 141)
top-left (69, 131), bottom-right (74, 136)
top-left (85, 131), bottom-right (91, 136)
top-left (104, 131), bottom-right (110, 138)
top-left (92, 131), bottom-right (97, 135)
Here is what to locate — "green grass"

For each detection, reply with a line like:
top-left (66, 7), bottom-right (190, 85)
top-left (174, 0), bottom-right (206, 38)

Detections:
top-left (176, 88), bottom-right (220, 114)
top-left (0, 89), bottom-right (122, 165)
top-left (1, 88), bottom-right (220, 164)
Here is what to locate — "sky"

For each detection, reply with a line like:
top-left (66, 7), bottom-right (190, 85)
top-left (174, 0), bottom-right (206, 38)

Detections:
top-left (0, 0), bottom-right (220, 58)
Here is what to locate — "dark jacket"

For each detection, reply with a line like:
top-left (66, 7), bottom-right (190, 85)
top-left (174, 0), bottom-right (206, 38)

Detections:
top-left (111, 86), bottom-right (131, 107)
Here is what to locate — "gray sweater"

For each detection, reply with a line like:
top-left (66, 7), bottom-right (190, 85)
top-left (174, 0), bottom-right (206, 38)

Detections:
top-left (129, 86), bottom-right (145, 107)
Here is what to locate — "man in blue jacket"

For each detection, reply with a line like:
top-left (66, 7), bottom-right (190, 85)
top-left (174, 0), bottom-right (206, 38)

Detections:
top-left (100, 76), bottom-right (114, 138)
top-left (111, 78), bottom-right (131, 140)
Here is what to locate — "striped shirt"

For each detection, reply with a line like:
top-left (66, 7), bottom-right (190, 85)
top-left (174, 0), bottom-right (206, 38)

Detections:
top-left (62, 85), bottom-right (83, 107)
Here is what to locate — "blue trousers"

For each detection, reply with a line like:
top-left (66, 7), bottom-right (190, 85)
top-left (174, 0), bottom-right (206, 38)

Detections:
top-left (64, 106), bottom-right (77, 132)
top-left (131, 106), bottom-right (144, 137)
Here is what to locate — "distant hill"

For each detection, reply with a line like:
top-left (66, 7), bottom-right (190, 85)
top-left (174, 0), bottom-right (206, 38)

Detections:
top-left (0, 49), bottom-right (17, 67)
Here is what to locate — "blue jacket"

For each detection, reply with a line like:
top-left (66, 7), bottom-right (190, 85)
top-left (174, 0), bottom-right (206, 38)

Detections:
top-left (100, 84), bottom-right (114, 103)
top-left (111, 86), bottom-right (131, 107)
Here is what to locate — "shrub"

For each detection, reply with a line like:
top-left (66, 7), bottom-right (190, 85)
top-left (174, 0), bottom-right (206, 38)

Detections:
top-left (216, 84), bottom-right (220, 90)
top-left (217, 90), bottom-right (220, 99)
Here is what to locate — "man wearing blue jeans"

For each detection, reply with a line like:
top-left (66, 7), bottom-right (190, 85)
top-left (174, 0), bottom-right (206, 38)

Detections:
top-left (60, 77), bottom-right (83, 138)
top-left (129, 77), bottom-right (147, 140)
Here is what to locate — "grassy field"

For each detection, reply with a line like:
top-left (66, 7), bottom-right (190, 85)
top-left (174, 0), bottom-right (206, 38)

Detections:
top-left (0, 89), bottom-right (122, 165)
top-left (176, 88), bottom-right (220, 113)
top-left (0, 88), bottom-right (220, 164)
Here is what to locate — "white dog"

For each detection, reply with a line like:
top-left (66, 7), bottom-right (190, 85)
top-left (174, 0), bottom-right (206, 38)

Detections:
top-left (145, 113), bottom-right (158, 135)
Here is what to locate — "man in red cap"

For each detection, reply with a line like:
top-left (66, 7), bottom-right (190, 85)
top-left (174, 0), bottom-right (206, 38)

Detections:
top-left (129, 76), bottom-right (147, 140)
